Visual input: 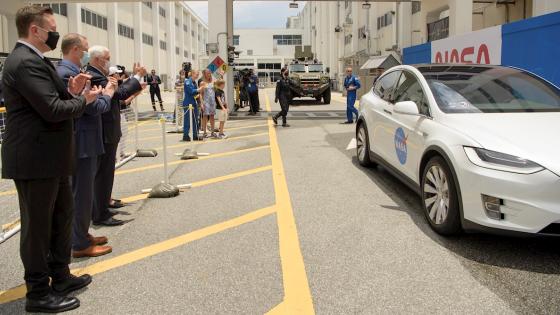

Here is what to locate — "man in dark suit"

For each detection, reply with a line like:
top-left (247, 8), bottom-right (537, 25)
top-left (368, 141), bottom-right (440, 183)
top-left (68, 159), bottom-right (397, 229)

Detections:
top-left (86, 45), bottom-right (145, 227)
top-left (146, 69), bottom-right (164, 111)
top-left (57, 33), bottom-right (116, 258)
top-left (1, 6), bottom-right (102, 313)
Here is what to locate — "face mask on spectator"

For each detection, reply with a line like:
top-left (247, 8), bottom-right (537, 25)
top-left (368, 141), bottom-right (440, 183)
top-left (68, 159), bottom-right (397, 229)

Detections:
top-left (80, 51), bottom-right (90, 67)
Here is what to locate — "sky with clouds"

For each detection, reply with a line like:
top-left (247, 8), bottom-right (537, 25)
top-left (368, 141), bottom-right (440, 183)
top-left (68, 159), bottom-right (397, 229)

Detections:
top-left (186, 1), bottom-right (305, 29)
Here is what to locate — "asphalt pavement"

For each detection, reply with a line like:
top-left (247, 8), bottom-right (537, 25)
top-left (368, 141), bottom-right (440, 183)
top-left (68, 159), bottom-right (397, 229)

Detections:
top-left (1, 88), bottom-right (560, 314)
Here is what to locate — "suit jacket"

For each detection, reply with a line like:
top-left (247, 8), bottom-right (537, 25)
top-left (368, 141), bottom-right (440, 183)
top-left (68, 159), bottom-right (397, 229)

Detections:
top-left (57, 60), bottom-right (111, 158)
top-left (146, 74), bottom-right (161, 91)
top-left (1, 43), bottom-right (87, 179)
top-left (86, 65), bottom-right (142, 144)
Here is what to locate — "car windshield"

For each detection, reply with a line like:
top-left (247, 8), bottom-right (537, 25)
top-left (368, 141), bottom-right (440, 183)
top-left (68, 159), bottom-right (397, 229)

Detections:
top-left (289, 64), bottom-right (306, 72)
top-left (308, 64), bottom-right (323, 73)
top-left (420, 66), bottom-right (560, 113)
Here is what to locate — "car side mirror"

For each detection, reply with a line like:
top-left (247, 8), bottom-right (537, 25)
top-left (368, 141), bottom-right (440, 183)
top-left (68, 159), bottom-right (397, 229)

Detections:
top-left (394, 101), bottom-right (420, 116)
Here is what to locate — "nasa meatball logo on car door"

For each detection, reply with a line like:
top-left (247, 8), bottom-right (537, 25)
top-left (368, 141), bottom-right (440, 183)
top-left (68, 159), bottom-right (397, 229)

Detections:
top-left (394, 127), bottom-right (408, 165)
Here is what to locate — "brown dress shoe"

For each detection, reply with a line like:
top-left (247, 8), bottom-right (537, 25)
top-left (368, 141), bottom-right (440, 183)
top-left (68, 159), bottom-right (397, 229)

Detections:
top-left (87, 234), bottom-right (108, 246)
top-left (72, 245), bottom-right (113, 258)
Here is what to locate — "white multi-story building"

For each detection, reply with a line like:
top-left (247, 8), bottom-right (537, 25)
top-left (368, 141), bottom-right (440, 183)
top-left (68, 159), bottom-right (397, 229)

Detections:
top-left (231, 28), bottom-right (305, 84)
top-left (0, 1), bottom-right (208, 90)
top-left (298, 0), bottom-right (560, 90)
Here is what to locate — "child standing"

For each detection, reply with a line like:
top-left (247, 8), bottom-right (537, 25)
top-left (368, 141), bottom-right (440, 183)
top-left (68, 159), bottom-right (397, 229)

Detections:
top-left (214, 79), bottom-right (228, 139)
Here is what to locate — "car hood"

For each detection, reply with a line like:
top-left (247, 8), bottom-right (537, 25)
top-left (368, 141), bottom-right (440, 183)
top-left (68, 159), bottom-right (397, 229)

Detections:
top-left (440, 113), bottom-right (560, 176)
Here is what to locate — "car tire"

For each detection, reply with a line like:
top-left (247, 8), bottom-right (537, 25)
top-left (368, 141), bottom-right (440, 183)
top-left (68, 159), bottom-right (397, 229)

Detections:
top-left (356, 122), bottom-right (375, 167)
top-left (323, 88), bottom-right (331, 104)
top-left (421, 156), bottom-right (462, 235)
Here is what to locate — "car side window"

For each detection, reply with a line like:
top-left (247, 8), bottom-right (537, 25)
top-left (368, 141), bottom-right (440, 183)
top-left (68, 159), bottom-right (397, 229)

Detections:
top-left (393, 71), bottom-right (430, 116)
top-left (374, 71), bottom-right (401, 102)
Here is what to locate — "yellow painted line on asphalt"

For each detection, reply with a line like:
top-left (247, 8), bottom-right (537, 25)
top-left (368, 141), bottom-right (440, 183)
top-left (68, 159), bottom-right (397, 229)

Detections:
top-left (156, 132), bottom-right (269, 151)
top-left (120, 165), bottom-right (273, 203)
top-left (0, 206), bottom-right (277, 305)
top-left (264, 93), bottom-right (315, 315)
top-left (115, 145), bottom-right (270, 176)
top-left (0, 189), bottom-right (16, 197)
top-left (133, 123), bottom-right (269, 142)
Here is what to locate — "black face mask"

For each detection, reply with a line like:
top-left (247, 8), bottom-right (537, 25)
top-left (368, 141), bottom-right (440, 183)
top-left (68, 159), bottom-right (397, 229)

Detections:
top-left (118, 80), bottom-right (124, 85)
top-left (39, 27), bottom-right (60, 50)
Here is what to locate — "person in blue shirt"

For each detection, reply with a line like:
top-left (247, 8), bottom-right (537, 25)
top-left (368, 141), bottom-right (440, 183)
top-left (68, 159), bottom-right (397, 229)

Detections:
top-left (183, 69), bottom-right (203, 141)
top-left (343, 67), bottom-right (361, 124)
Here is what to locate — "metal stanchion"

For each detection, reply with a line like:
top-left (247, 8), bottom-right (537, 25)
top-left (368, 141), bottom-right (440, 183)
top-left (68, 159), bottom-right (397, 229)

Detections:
top-left (189, 104), bottom-right (194, 140)
top-left (142, 115), bottom-right (180, 198)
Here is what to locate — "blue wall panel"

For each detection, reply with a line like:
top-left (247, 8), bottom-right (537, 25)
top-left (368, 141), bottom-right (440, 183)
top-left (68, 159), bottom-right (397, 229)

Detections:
top-left (403, 42), bottom-right (431, 65)
top-left (402, 11), bottom-right (560, 86)
top-left (502, 11), bottom-right (560, 87)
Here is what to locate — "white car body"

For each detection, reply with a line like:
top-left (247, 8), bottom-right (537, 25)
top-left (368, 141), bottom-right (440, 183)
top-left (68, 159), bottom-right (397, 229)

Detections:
top-left (357, 64), bottom-right (560, 235)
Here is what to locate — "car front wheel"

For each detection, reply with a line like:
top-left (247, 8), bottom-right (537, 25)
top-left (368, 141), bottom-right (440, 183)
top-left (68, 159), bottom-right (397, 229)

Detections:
top-left (421, 156), bottom-right (462, 235)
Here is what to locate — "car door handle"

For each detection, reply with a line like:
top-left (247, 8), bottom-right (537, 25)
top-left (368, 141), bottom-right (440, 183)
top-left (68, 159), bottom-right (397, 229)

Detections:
top-left (383, 109), bottom-right (392, 115)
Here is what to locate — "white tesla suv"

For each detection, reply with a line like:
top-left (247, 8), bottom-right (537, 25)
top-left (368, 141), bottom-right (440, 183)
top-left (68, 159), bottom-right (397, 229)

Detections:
top-left (356, 64), bottom-right (560, 236)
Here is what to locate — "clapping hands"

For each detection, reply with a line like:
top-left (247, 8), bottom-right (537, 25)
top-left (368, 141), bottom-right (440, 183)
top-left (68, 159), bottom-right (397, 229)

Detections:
top-left (84, 84), bottom-right (103, 104)
top-left (133, 62), bottom-right (147, 77)
top-left (103, 77), bottom-right (118, 98)
top-left (68, 73), bottom-right (93, 95)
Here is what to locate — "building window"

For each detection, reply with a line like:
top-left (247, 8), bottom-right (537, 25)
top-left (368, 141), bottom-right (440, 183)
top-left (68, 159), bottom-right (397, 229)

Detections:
top-left (118, 24), bottom-right (134, 40)
top-left (192, 53), bottom-right (196, 60)
top-left (142, 33), bottom-right (153, 46)
top-left (377, 12), bottom-right (393, 30)
top-left (159, 40), bottom-right (167, 51)
top-left (358, 26), bottom-right (368, 39)
top-left (176, 47), bottom-right (180, 55)
top-left (344, 34), bottom-right (352, 45)
top-left (158, 6), bottom-right (166, 18)
top-left (247, 50), bottom-right (253, 56)
top-left (412, 1), bottom-right (421, 15)
top-left (191, 30), bottom-right (195, 37)
top-left (344, 0), bottom-right (349, 9)
top-left (233, 35), bottom-right (240, 46)
top-left (143, 2), bottom-right (152, 9)
top-left (39, 3), bottom-right (68, 17)
top-left (183, 24), bottom-right (188, 32)
top-left (427, 17), bottom-right (449, 41)
top-left (257, 63), bottom-right (281, 70)
top-left (175, 18), bottom-right (179, 26)
top-left (184, 50), bottom-right (189, 58)
top-left (81, 8), bottom-right (107, 31)
top-left (272, 35), bottom-right (302, 45)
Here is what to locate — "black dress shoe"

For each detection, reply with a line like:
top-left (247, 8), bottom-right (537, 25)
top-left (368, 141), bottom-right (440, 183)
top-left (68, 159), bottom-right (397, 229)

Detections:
top-left (26, 293), bottom-right (80, 313)
top-left (93, 217), bottom-right (125, 226)
top-left (108, 199), bottom-right (125, 209)
top-left (272, 116), bottom-right (278, 125)
top-left (341, 121), bottom-right (353, 124)
top-left (52, 274), bottom-right (92, 296)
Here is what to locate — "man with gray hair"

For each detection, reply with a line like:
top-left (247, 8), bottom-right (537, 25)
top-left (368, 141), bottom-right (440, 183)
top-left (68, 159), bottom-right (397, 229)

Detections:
top-left (86, 45), bottom-right (146, 227)
top-left (57, 34), bottom-right (116, 258)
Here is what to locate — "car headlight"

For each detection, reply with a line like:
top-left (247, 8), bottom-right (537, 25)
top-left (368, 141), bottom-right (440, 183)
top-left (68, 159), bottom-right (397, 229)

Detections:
top-left (464, 147), bottom-right (544, 174)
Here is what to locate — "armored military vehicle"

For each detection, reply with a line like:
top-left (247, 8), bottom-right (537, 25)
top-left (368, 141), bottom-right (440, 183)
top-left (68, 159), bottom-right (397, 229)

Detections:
top-left (287, 46), bottom-right (331, 104)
